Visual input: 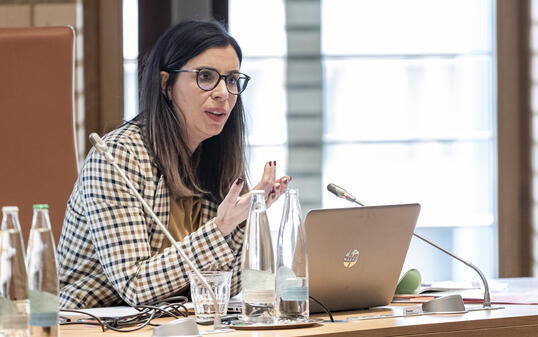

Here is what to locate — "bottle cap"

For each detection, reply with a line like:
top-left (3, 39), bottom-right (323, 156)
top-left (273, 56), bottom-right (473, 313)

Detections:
top-left (33, 204), bottom-right (49, 210)
top-left (2, 206), bottom-right (19, 213)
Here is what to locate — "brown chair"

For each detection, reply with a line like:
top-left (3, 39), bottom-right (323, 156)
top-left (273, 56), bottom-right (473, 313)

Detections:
top-left (0, 26), bottom-right (79, 246)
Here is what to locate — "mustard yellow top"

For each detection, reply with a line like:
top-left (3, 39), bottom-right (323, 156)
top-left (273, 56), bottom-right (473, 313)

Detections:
top-left (160, 196), bottom-right (203, 252)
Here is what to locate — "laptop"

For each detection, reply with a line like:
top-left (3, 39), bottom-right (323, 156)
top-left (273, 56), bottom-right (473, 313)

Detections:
top-left (305, 203), bottom-right (420, 313)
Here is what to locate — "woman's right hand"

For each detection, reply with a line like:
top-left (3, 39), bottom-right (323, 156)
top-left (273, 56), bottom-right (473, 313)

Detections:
top-left (215, 177), bottom-right (250, 235)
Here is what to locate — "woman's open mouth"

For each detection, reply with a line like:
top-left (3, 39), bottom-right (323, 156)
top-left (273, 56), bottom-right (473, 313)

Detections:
top-left (205, 109), bottom-right (227, 122)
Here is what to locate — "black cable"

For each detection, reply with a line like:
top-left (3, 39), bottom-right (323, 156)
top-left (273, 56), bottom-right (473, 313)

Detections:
top-left (62, 295), bottom-right (334, 330)
top-left (60, 296), bottom-right (189, 333)
top-left (59, 309), bottom-right (106, 332)
top-left (309, 295), bottom-right (334, 322)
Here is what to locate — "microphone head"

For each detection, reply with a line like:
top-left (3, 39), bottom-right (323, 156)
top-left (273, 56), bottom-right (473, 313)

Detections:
top-left (327, 183), bottom-right (362, 205)
top-left (327, 183), bottom-right (345, 198)
top-left (89, 133), bottom-right (109, 154)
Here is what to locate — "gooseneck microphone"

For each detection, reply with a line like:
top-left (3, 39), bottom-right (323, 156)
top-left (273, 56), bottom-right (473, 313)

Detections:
top-left (89, 133), bottom-right (224, 329)
top-left (327, 183), bottom-right (365, 206)
top-left (326, 183), bottom-right (492, 309)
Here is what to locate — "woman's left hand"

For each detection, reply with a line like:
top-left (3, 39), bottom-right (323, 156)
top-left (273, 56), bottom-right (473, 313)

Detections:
top-left (215, 161), bottom-right (291, 235)
top-left (251, 160), bottom-right (291, 208)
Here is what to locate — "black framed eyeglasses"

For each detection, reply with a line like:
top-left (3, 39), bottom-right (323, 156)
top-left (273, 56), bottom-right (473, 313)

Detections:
top-left (172, 68), bottom-right (251, 95)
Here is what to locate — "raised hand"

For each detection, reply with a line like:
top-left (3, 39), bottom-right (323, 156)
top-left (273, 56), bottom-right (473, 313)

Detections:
top-left (215, 161), bottom-right (291, 235)
top-left (216, 178), bottom-right (249, 235)
top-left (251, 161), bottom-right (291, 208)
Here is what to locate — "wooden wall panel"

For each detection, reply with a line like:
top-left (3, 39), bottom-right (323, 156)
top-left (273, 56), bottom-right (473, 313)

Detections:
top-left (497, 0), bottom-right (533, 277)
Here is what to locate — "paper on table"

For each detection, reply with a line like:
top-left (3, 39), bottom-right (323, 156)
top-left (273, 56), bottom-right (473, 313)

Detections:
top-left (60, 295), bottom-right (243, 319)
top-left (460, 289), bottom-right (538, 305)
top-left (392, 295), bottom-right (438, 303)
top-left (60, 306), bottom-right (140, 318)
top-left (419, 280), bottom-right (508, 294)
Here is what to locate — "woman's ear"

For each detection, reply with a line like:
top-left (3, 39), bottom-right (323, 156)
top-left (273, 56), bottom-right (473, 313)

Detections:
top-left (159, 71), bottom-right (170, 94)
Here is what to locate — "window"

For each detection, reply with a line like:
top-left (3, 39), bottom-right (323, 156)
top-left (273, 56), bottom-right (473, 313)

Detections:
top-left (230, 0), bottom-right (288, 229)
top-left (321, 0), bottom-right (496, 281)
top-left (123, 0), bottom-right (138, 121)
top-left (231, 0), bottom-right (497, 281)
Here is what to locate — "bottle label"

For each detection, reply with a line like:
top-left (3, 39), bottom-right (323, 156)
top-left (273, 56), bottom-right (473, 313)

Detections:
top-left (0, 298), bottom-right (30, 329)
top-left (241, 269), bottom-right (275, 290)
top-left (29, 290), bottom-right (59, 327)
top-left (0, 296), bottom-right (19, 315)
top-left (29, 290), bottom-right (59, 313)
top-left (280, 287), bottom-right (308, 301)
top-left (243, 289), bottom-right (275, 303)
top-left (276, 269), bottom-right (308, 301)
top-left (30, 312), bottom-right (58, 327)
top-left (1, 312), bottom-right (29, 329)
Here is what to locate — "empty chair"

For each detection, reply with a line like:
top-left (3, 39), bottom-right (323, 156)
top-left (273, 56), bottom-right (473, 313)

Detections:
top-left (0, 26), bottom-right (79, 245)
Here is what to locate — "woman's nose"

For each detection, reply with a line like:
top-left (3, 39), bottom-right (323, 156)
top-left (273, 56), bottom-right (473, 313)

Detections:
top-left (211, 78), bottom-right (229, 100)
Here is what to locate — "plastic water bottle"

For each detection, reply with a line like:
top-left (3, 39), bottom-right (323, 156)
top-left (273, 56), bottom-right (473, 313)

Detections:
top-left (0, 206), bottom-right (30, 337)
top-left (26, 205), bottom-right (59, 337)
top-left (275, 189), bottom-right (309, 322)
top-left (240, 190), bottom-right (275, 323)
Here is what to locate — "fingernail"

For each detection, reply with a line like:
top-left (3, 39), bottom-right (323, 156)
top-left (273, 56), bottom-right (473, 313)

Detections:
top-left (273, 160), bottom-right (277, 166)
top-left (236, 178), bottom-right (243, 185)
top-left (283, 178), bottom-right (288, 184)
top-left (268, 161), bottom-right (272, 167)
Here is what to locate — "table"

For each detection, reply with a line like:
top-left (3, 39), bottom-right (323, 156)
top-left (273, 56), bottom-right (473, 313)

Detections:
top-left (60, 304), bottom-right (538, 336)
top-left (60, 278), bottom-right (538, 336)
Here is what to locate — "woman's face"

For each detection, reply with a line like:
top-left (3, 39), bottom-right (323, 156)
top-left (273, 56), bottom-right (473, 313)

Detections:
top-left (166, 45), bottom-right (240, 152)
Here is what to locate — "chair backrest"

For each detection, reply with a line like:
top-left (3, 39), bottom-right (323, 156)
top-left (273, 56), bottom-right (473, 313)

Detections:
top-left (0, 26), bottom-right (78, 246)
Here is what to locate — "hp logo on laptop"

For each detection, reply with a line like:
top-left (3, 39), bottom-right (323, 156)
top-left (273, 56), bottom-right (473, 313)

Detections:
top-left (343, 249), bottom-right (359, 268)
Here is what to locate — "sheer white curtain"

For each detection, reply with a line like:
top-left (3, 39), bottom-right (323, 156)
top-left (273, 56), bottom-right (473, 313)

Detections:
top-left (230, 0), bottom-right (497, 282)
top-left (122, 0), bottom-right (139, 121)
top-left (321, 0), bottom-right (496, 281)
top-left (230, 0), bottom-right (288, 231)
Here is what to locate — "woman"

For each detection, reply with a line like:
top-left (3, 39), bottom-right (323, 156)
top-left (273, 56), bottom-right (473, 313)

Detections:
top-left (57, 20), bottom-right (289, 309)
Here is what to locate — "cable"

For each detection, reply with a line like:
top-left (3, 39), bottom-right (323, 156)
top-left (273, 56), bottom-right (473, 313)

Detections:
top-left (60, 296), bottom-right (189, 332)
top-left (62, 295), bottom-right (335, 329)
top-left (309, 296), bottom-right (334, 322)
top-left (60, 310), bottom-right (106, 332)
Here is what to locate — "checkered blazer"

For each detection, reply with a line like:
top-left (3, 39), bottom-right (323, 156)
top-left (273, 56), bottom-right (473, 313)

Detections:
top-left (58, 123), bottom-right (244, 309)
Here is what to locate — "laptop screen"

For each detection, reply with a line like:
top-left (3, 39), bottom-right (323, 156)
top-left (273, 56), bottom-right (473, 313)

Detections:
top-left (305, 203), bottom-right (420, 312)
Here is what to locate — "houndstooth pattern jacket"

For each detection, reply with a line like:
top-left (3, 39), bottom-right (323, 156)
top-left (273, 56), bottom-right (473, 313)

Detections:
top-left (58, 123), bottom-right (244, 309)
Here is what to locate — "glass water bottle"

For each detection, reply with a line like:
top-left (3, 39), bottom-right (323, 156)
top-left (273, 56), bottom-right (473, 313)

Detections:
top-left (240, 190), bottom-right (275, 323)
top-left (0, 206), bottom-right (30, 337)
top-left (26, 205), bottom-right (59, 337)
top-left (275, 189), bottom-right (309, 322)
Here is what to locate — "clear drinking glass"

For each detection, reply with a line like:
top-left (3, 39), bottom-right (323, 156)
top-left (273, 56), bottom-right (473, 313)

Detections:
top-left (26, 205), bottom-right (59, 337)
top-left (275, 189), bottom-right (309, 322)
top-left (240, 190), bottom-right (275, 323)
top-left (188, 271), bottom-right (232, 323)
top-left (0, 206), bottom-right (30, 337)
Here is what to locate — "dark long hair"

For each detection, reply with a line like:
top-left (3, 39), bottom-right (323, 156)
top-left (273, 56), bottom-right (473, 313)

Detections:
top-left (134, 20), bottom-right (247, 203)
